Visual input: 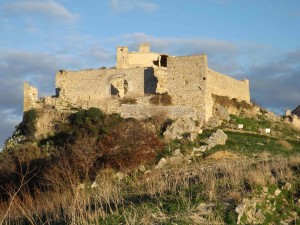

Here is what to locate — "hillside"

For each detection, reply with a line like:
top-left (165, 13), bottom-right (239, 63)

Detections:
top-left (1, 97), bottom-right (300, 224)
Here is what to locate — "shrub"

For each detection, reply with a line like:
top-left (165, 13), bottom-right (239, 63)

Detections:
top-left (119, 98), bottom-right (137, 104)
top-left (100, 120), bottom-right (163, 170)
top-left (213, 94), bottom-right (254, 110)
top-left (19, 109), bottom-right (38, 139)
top-left (68, 107), bottom-right (106, 135)
top-left (149, 93), bottom-right (172, 106)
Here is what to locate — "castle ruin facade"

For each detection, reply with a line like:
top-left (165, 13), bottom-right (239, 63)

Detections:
top-left (24, 43), bottom-right (250, 122)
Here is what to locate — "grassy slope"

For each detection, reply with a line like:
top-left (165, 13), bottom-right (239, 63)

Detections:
top-left (1, 112), bottom-right (300, 224)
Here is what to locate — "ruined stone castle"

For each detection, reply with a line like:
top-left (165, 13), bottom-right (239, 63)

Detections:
top-left (24, 43), bottom-right (250, 123)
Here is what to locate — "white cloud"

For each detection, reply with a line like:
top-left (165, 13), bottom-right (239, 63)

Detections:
top-left (109, 0), bottom-right (159, 13)
top-left (1, 1), bottom-right (77, 21)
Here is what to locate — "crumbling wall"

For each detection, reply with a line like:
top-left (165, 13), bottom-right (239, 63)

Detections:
top-left (24, 82), bottom-right (43, 112)
top-left (116, 43), bottom-right (160, 69)
top-left (167, 55), bottom-right (210, 120)
top-left (55, 67), bottom-right (146, 110)
top-left (154, 67), bottom-right (168, 94)
top-left (207, 69), bottom-right (250, 103)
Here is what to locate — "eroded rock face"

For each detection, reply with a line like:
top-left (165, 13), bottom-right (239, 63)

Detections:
top-left (214, 105), bottom-right (230, 121)
top-left (163, 116), bottom-right (203, 141)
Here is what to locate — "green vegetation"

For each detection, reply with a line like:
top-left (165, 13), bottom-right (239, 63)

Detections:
top-left (19, 109), bottom-right (38, 139)
top-left (230, 114), bottom-right (271, 132)
top-left (199, 130), bottom-right (300, 157)
top-left (1, 104), bottom-right (300, 224)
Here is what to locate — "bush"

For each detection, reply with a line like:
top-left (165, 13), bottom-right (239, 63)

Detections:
top-left (100, 120), bottom-right (163, 170)
top-left (68, 107), bottom-right (106, 135)
top-left (19, 109), bottom-right (38, 139)
top-left (119, 98), bottom-right (137, 104)
top-left (149, 93), bottom-right (172, 106)
top-left (213, 94), bottom-right (253, 110)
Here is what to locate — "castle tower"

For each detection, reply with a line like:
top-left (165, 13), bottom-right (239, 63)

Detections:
top-left (24, 82), bottom-right (38, 112)
top-left (139, 43), bottom-right (150, 53)
top-left (116, 46), bottom-right (129, 69)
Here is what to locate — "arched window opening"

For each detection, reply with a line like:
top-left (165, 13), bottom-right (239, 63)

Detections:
top-left (110, 77), bottom-right (128, 98)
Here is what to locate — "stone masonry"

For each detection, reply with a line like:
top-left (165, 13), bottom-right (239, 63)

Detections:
top-left (24, 43), bottom-right (251, 123)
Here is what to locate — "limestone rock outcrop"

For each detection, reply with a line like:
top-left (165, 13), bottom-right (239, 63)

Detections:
top-left (206, 129), bottom-right (228, 149)
top-left (191, 129), bottom-right (228, 155)
top-left (163, 116), bottom-right (203, 141)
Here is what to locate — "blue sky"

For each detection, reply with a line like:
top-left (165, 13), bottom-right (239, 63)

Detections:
top-left (1, 0), bottom-right (300, 148)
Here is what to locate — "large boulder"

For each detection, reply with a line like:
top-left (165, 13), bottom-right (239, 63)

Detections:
top-left (163, 116), bottom-right (202, 141)
top-left (206, 129), bottom-right (228, 149)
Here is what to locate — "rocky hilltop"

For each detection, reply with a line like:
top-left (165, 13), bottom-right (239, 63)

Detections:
top-left (1, 93), bottom-right (300, 224)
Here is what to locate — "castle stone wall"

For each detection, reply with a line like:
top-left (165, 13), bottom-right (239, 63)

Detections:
top-left (119, 104), bottom-right (203, 120)
top-left (167, 55), bottom-right (209, 120)
top-left (55, 67), bottom-right (148, 109)
top-left (116, 43), bottom-right (160, 69)
top-left (24, 82), bottom-right (43, 112)
top-left (24, 43), bottom-right (251, 124)
top-left (207, 69), bottom-right (250, 102)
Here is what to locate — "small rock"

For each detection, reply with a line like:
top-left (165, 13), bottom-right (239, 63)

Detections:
top-left (77, 183), bottom-right (85, 190)
top-left (196, 203), bottom-right (214, 215)
top-left (284, 182), bottom-right (292, 191)
top-left (155, 158), bottom-right (167, 169)
top-left (139, 165), bottom-right (146, 172)
top-left (91, 181), bottom-right (98, 188)
top-left (263, 187), bottom-right (268, 193)
top-left (199, 145), bottom-right (208, 152)
top-left (173, 149), bottom-right (183, 157)
top-left (274, 189), bottom-right (281, 196)
top-left (115, 172), bottom-right (126, 180)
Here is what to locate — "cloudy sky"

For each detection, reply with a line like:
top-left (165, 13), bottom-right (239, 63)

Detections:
top-left (1, 0), bottom-right (300, 149)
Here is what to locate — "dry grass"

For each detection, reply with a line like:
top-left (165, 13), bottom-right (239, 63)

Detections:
top-left (149, 93), bottom-right (172, 106)
top-left (1, 154), bottom-right (300, 224)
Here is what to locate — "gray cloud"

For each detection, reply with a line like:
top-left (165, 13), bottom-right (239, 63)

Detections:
top-left (248, 52), bottom-right (300, 113)
top-left (111, 33), bottom-right (270, 74)
top-left (1, 1), bottom-right (77, 21)
top-left (0, 42), bottom-right (117, 149)
top-left (109, 0), bottom-right (159, 13)
top-left (0, 108), bottom-right (22, 151)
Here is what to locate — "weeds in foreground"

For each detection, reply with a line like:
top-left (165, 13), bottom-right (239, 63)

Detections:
top-left (1, 155), bottom-right (300, 224)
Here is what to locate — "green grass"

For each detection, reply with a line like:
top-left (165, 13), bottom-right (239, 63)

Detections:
top-left (202, 130), bottom-right (300, 157)
top-left (230, 114), bottom-right (272, 132)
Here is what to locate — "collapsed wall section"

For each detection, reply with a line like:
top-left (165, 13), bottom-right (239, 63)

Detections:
top-left (24, 82), bottom-right (41, 112)
top-left (167, 55), bottom-right (210, 120)
top-left (207, 69), bottom-right (250, 103)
